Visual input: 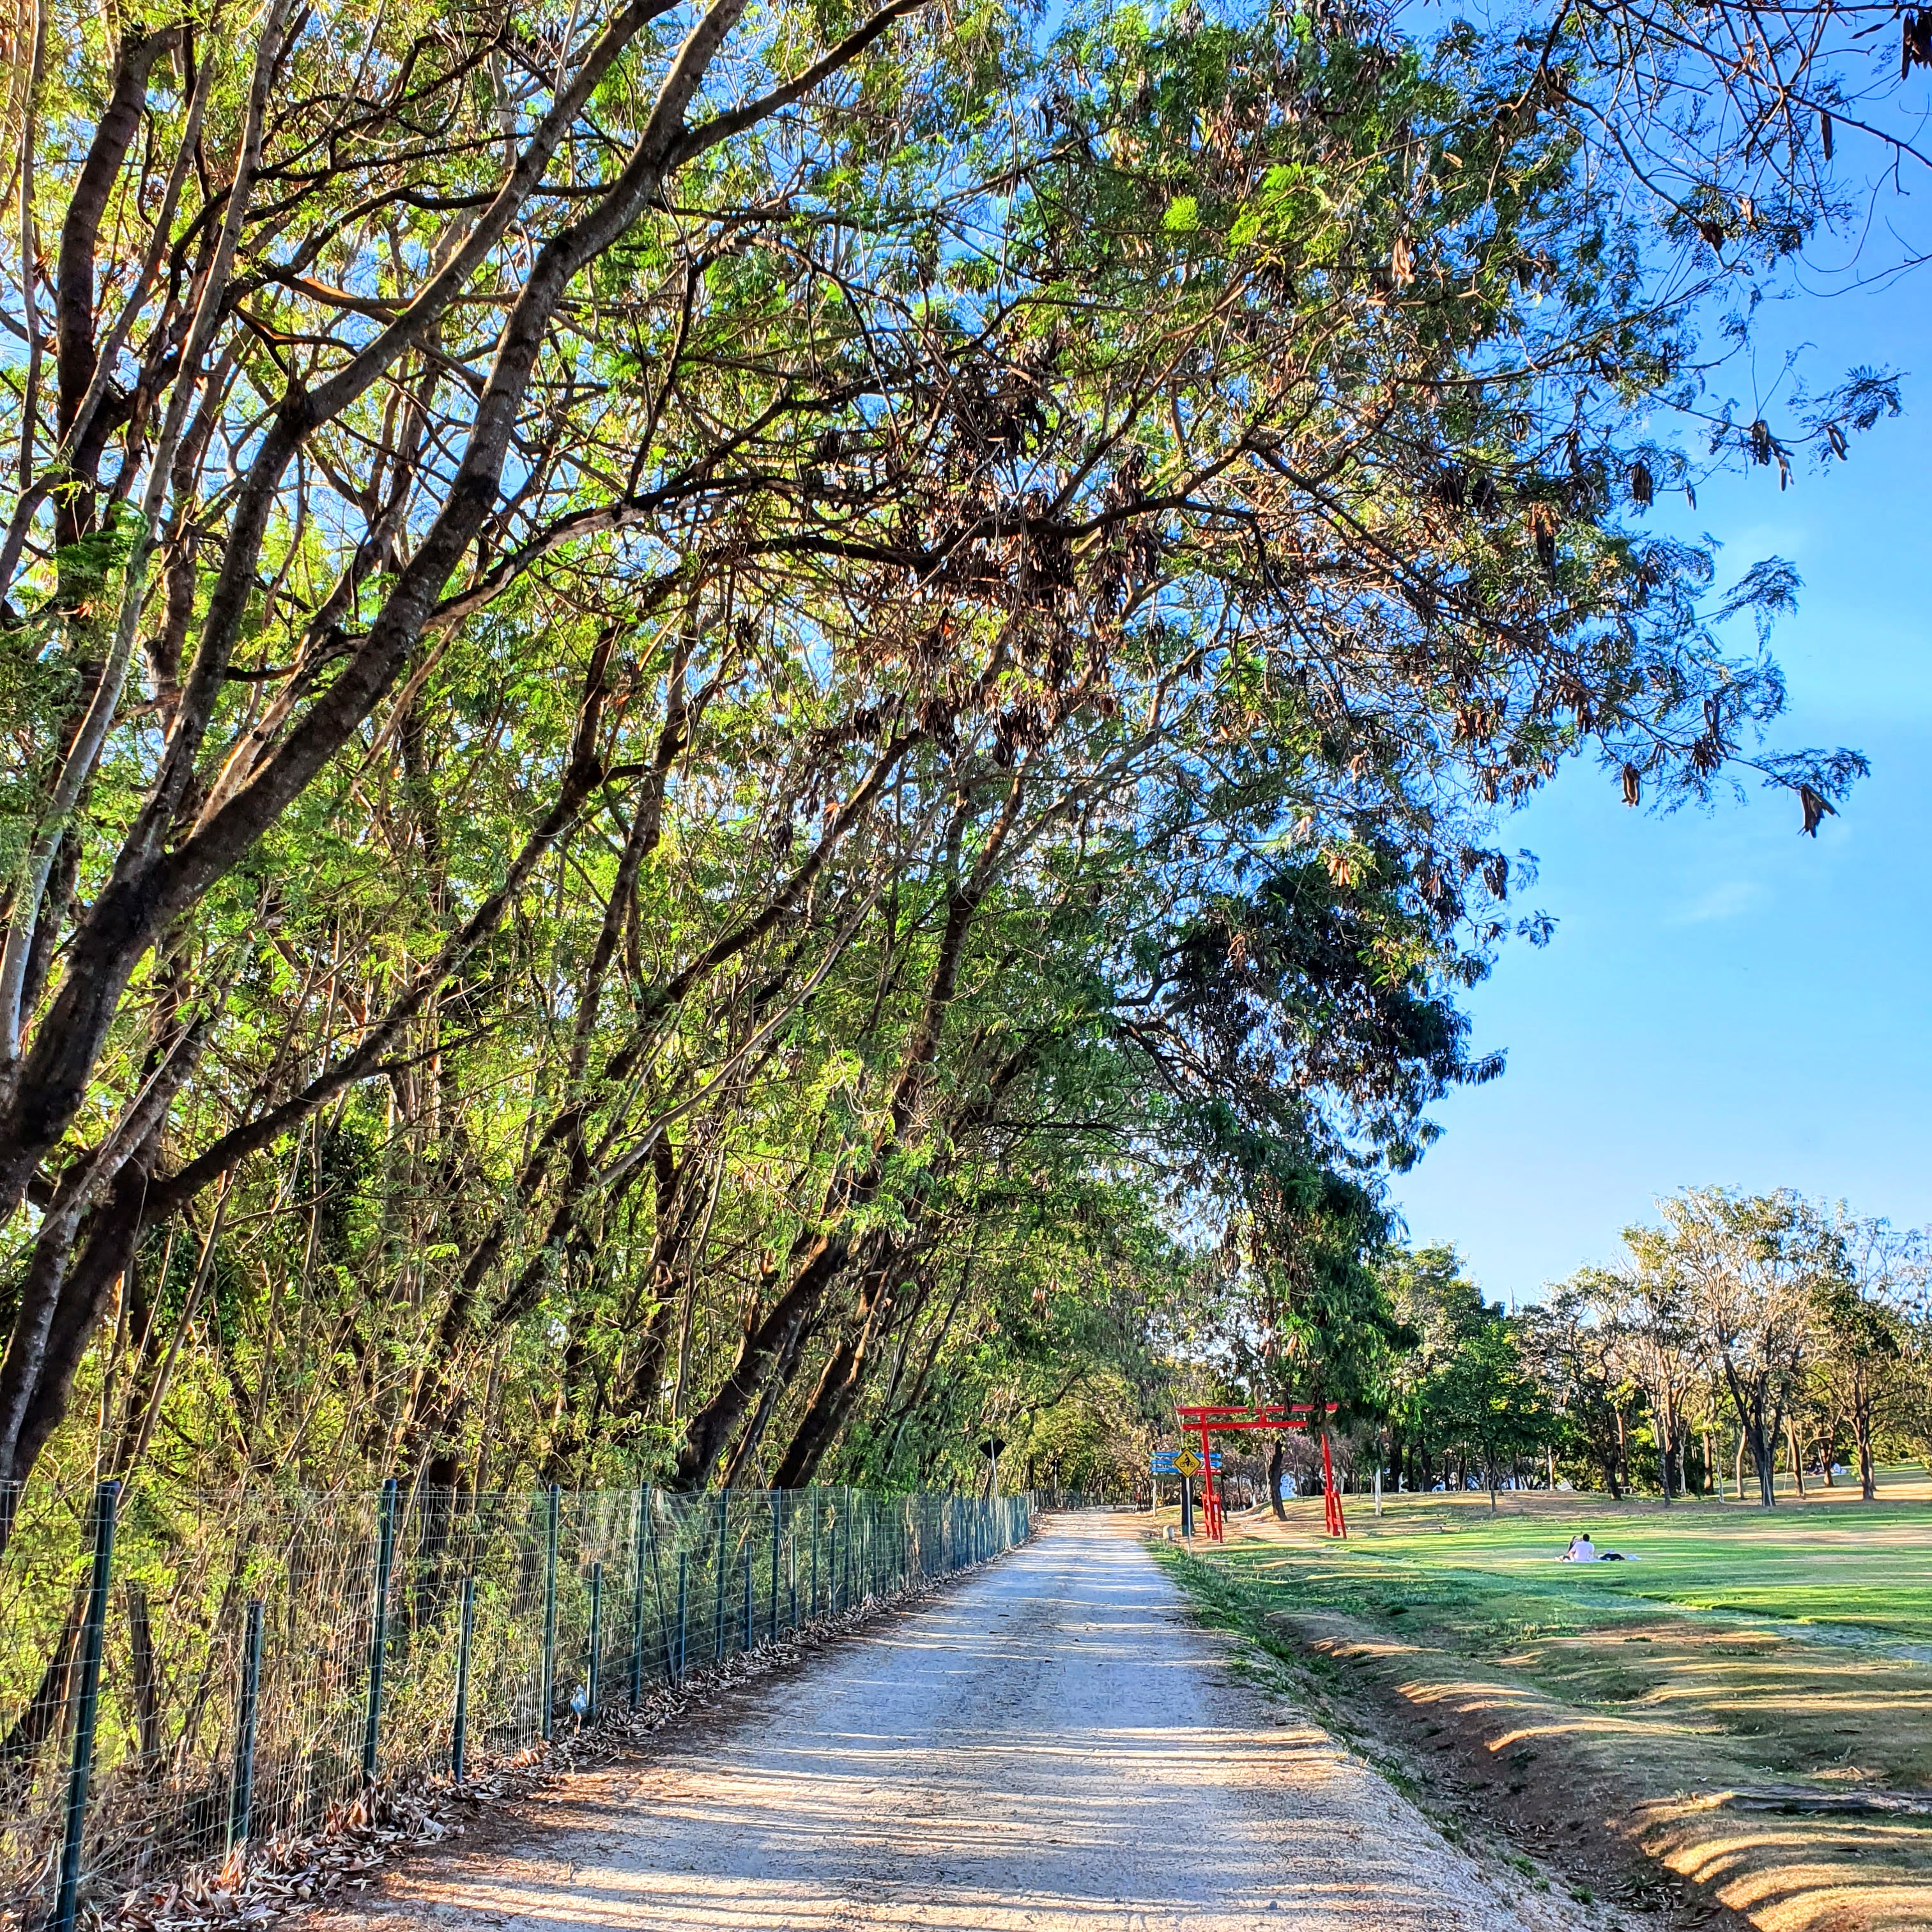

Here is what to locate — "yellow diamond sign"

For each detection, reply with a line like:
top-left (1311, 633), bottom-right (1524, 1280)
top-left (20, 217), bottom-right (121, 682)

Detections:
top-left (1171, 1447), bottom-right (1203, 1478)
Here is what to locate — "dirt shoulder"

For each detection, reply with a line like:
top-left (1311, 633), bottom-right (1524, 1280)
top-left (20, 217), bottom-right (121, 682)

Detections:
top-left (1153, 1527), bottom-right (1932, 1932)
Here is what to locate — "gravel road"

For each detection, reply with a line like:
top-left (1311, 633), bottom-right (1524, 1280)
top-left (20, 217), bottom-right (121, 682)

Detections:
top-left (366, 1515), bottom-right (1586, 1932)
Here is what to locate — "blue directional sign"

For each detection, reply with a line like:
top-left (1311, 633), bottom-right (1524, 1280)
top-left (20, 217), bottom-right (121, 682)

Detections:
top-left (1151, 1449), bottom-right (1222, 1474)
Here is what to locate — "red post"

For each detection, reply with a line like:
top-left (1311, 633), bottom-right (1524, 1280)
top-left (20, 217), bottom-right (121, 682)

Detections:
top-left (1321, 1427), bottom-right (1347, 1538)
top-left (1197, 1423), bottom-right (1221, 1540)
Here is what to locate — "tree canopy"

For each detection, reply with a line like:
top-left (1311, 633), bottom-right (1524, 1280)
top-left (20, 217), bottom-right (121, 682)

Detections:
top-left (0, 0), bottom-right (1892, 1522)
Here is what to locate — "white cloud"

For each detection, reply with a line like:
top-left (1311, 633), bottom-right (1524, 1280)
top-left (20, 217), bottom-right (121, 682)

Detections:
top-left (1671, 878), bottom-right (1766, 924)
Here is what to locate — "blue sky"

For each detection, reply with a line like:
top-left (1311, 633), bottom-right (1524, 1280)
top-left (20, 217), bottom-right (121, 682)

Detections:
top-left (1385, 279), bottom-right (1932, 1304)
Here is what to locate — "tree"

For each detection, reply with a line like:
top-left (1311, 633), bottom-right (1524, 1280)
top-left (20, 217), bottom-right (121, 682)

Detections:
top-left (1418, 1317), bottom-right (1557, 1508)
top-left (1650, 1189), bottom-right (1830, 1506)
top-left (1596, 1248), bottom-right (1701, 1502)
top-left (1898, 1287), bottom-right (1932, 1478)
top-left (1518, 1279), bottom-right (1639, 1497)
top-left (1381, 1245), bottom-right (1493, 1492)
top-left (1811, 1216), bottom-right (1920, 1500)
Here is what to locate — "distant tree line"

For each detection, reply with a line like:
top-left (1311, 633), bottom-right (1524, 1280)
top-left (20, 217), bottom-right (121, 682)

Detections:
top-left (1377, 1197), bottom-right (1931, 1508)
top-left (1517, 1192), bottom-right (1930, 1505)
top-left (1159, 1190), bottom-right (1932, 1515)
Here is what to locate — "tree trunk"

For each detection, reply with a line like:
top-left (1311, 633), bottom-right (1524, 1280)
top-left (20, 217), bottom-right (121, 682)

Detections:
top-left (0, 1130), bottom-right (159, 1514)
top-left (1853, 1387), bottom-right (1877, 1501)
top-left (0, 1590), bottom-right (85, 1790)
top-left (1267, 1439), bottom-right (1287, 1521)
top-left (1751, 1427), bottom-right (1777, 1508)
top-left (125, 1582), bottom-right (163, 1774)
top-left (770, 1246), bottom-right (898, 1489)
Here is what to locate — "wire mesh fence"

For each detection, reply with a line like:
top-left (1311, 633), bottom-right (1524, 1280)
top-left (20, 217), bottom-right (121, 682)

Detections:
top-left (0, 1478), bottom-right (1032, 1932)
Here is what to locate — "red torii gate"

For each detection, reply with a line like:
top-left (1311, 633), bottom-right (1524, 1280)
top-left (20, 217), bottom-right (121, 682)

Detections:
top-left (1175, 1402), bottom-right (1346, 1542)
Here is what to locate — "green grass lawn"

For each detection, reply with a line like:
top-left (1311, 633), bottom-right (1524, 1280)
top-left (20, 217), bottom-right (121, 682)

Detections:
top-left (1254, 1482), bottom-right (1932, 1644)
top-left (1152, 1475), bottom-right (1932, 1928)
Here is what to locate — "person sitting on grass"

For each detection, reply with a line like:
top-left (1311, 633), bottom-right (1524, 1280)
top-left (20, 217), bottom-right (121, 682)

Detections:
top-left (1561, 1532), bottom-right (1627, 1563)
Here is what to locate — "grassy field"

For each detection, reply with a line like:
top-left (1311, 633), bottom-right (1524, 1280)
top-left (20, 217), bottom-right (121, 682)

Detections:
top-left (1150, 1476), bottom-right (1932, 1932)
top-left (1241, 1480), bottom-right (1932, 1644)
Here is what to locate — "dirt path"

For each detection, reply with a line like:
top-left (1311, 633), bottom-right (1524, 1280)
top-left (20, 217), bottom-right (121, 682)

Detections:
top-left (344, 1515), bottom-right (1587, 1932)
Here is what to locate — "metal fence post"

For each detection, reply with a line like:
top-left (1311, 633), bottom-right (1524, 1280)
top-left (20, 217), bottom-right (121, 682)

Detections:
top-left (631, 1485), bottom-right (648, 1710)
top-left (735, 1544), bottom-right (746, 1652)
top-left (360, 1476), bottom-right (397, 1784)
top-left (712, 1495), bottom-right (727, 1661)
top-left (540, 1484), bottom-right (560, 1741)
top-left (675, 1550), bottom-right (688, 1680)
top-left (52, 1478), bottom-right (118, 1932)
top-left (227, 1598), bottom-right (264, 1857)
top-left (787, 1514), bottom-right (798, 1630)
top-left (652, 1511), bottom-right (675, 1687)
top-left (809, 1488), bottom-right (820, 1621)
top-left (452, 1575), bottom-right (475, 1781)
top-left (586, 1561), bottom-right (602, 1721)
top-left (767, 1494), bottom-right (779, 1643)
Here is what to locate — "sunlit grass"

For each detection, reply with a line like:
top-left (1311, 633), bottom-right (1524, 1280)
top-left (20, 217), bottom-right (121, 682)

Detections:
top-left (1162, 1471), bottom-right (1932, 1791)
top-left (1156, 1479), bottom-right (1932, 1928)
top-left (1169, 1468), bottom-right (1932, 1639)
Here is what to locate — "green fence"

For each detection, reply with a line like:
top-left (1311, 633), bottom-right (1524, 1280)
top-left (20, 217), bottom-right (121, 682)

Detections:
top-left (0, 1479), bottom-right (1033, 1930)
